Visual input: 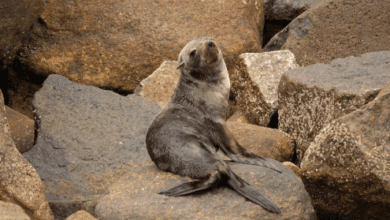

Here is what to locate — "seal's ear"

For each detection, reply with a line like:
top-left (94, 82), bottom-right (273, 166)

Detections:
top-left (177, 61), bottom-right (184, 69)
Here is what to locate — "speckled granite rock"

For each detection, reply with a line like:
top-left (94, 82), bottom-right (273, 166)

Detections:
top-left (23, 74), bottom-right (161, 219)
top-left (300, 83), bottom-right (390, 220)
top-left (135, 61), bottom-right (180, 108)
top-left (65, 210), bottom-right (97, 220)
top-left (264, 0), bottom-right (390, 66)
top-left (230, 50), bottom-right (298, 126)
top-left (5, 106), bottom-right (34, 153)
top-left (95, 162), bottom-right (317, 220)
top-left (0, 201), bottom-right (31, 220)
top-left (0, 91), bottom-right (54, 220)
top-left (282, 161), bottom-right (302, 179)
top-left (278, 51), bottom-right (390, 165)
top-left (227, 121), bottom-right (294, 162)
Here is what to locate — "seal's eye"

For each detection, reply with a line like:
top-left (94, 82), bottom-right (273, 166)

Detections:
top-left (189, 49), bottom-right (196, 57)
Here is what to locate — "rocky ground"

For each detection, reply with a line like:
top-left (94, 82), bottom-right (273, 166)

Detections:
top-left (1, 0), bottom-right (389, 219)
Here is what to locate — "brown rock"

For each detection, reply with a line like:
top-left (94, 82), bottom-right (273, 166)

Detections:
top-left (0, 201), bottom-right (31, 220)
top-left (227, 121), bottom-right (294, 162)
top-left (22, 0), bottom-right (265, 93)
top-left (264, 0), bottom-right (320, 20)
top-left (278, 51), bottom-right (390, 165)
top-left (0, 91), bottom-right (54, 220)
top-left (135, 61), bottom-right (180, 108)
top-left (5, 106), bottom-right (34, 153)
top-left (282, 162), bottom-right (302, 179)
top-left (264, 0), bottom-right (390, 66)
top-left (300, 83), bottom-right (390, 220)
top-left (227, 110), bottom-right (249, 124)
top-left (230, 51), bottom-right (298, 126)
top-left (66, 210), bottom-right (97, 220)
top-left (0, 0), bottom-right (45, 66)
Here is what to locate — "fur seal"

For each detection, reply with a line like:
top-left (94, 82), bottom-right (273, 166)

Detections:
top-left (146, 37), bottom-right (282, 214)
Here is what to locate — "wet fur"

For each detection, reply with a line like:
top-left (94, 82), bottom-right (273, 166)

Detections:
top-left (146, 37), bottom-right (281, 214)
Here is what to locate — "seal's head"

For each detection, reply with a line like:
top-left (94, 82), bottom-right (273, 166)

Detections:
top-left (177, 37), bottom-right (225, 81)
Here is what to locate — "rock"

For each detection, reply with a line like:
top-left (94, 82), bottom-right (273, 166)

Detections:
top-left (21, 0), bottom-right (265, 93)
top-left (0, 91), bottom-right (54, 220)
top-left (282, 162), bottom-right (302, 179)
top-left (23, 74), bottom-right (161, 219)
top-left (264, 0), bottom-right (390, 66)
top-left (230, 50), bottom-right (298, 126)
top-left (227, 110), bottom-right (249, 124)
top-left (0, 201), bottom-right (31, 220)
top-left (278, 51), bottom-right (390, 165)
top-left (66, 210), bottom-right (97, 220)
top-left (95, 162), bottom-right (317, 220)
top-left (5, 106), bottom-right (34, 153)
top-left (264, 0), bottom-right (320, 20)
top-left (227, 121), bottom-right (294, 162)
top-left (300, 83), bottom-right (390, 220)
top-left (135, 61), bottom-right (180, 108)
top-left (0, 0), bottom-right (45, 66)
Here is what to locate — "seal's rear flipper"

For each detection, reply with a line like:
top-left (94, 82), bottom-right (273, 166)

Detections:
top-left (226, 168), bottom-right (281, 214)
top-left (158, 170), bottom-right (222, 197)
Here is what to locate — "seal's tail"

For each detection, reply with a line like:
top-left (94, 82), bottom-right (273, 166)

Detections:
top-left (225, 167), bottom-right (281, 214)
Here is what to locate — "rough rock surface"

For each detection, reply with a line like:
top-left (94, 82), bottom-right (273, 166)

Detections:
top-left (0, 201), bottom-right (31, 220)
top-left (0, 0), bottom-right (45, 66)
top-left (264, 0), bottom-right (319, 20)
top-left (278, 51), bottom-right (390, 165)
top-left (264, 0), bottom-right (390, 66)
top-left (230, 50), bottom-right (298, 126)
top-left (282, 161), bottom-right (302, 179)
top-left (300, 83), bottom-right (390, 220)
top-left (5, 106), bottom-right (34, 153)
top-left (22, 0), bottom-right (264, 92)
top-left (227, 121), bottom-right (294, 162)
top-left (227, 110), bottom-right (250, 124)
top-left (0, 91), bottom-right (54, 220)
top-left (23, 75), bottom-right (161, 219)
top-left (95, 162), bottom-right (317, 220)
top-left (135, 61), bottom-right (180, 108)
top-left (65, 210), bottom-right (97, 220)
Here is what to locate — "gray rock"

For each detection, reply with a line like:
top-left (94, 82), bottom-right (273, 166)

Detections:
top-left (95, 162), bottom-right (317, 220)
top-left (300, 82), bottom-right (390, 220)
top-left (265, 0), bottom-right (320, 20)
top-left (0, 201), bottom-right (31, 220)
top-left (264, 0), bottom-right (390, 67)
top-left (278, 51), bottom-right (390, 165)
top-left (23, 75), bottom-right (161, 219)
top-left (230, 51), bottom-right (298, 126)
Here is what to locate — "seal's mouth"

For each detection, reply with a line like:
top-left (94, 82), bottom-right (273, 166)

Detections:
top-left (203, 41), bottom-right (220, 64)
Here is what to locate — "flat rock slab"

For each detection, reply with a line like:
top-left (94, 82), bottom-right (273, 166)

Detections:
top-left (23, 0), bottom-right (264, 92)
top-left (265, 0), bottom-right (320, 20)
top-left (23, 75), bottom-right (161, 218)
top-left (227, 122), bottom-right (294, 162)
top-left (230, 50), bottom-right (298, 126)
top-left (0, 201), bottom-right (31, 220)
top-left (278, 51), bottom-right (390, 164)
top-left (95, 162), bottom-right (317, 220)
top-left (0, 91), bottom-right (54, 220)
top-left (300, 83), bottom-right (390, 220)
top-left (5, 106), bottom-right (34, 153)
top-left (264, 0), bottom-right (390, 66)
top-left (135, 61), bottom-right (180, 108)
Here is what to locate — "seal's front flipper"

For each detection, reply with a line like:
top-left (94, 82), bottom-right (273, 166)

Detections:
top-left (225, 168), bottom-right (281, 214)
top-left (158, 170), bottom-right (222, 197)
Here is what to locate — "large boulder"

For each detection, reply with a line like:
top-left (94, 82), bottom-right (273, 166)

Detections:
top-left (230, 50), bottom-right (298, 126)
top-left (264, 0), bottom-right (390, 66)
top-left (278, 51), bottom-right (390, 165)
top-left (0, 0), bottom-right (45, 66)
top-left (23, 74), bottom-right (161, 219)
top-left (300, 83), bottom-right (390, 220)
top-left (0, 91), bottom-right (54, 220)
top-left (264, 0), bottom-right (320, 20)
top-left (95, 162), bottom-right (317, 220)
top-left (21, 0), bottom-right (265, 93)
